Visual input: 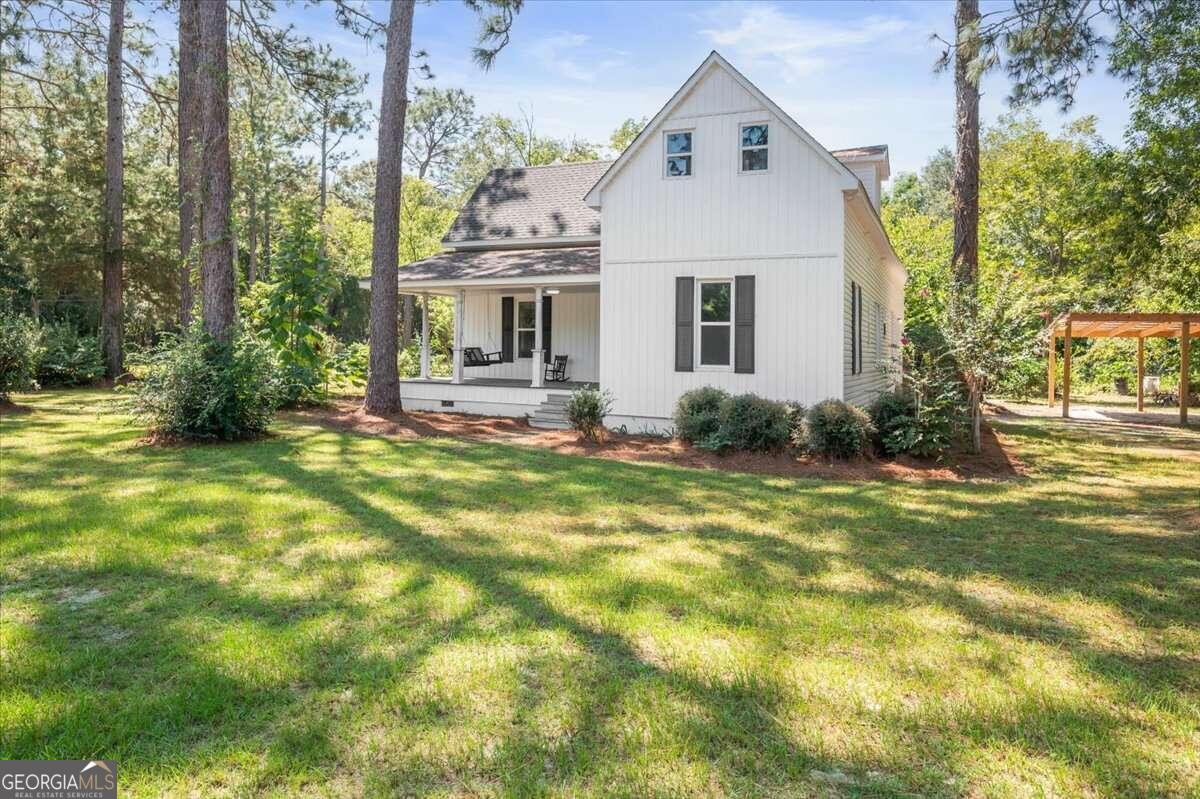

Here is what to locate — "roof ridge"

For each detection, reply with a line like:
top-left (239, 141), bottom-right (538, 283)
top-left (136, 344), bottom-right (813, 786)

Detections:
top-left (489, 159), bottom-right (614, 172)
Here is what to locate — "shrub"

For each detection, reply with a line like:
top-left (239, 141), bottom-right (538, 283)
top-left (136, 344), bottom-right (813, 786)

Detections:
top-left (700, 393), bottom-right (790, 453)
top-left (128, 326), bottom-right (280, 441)
top-left (673, 386), bottom-right (728, 443)
top-left (802, 399), bottom-right (875, 458)
top-left (330, 341), bottom-right (369, 387)
top-left (869, 390), bottom-right (916, 456)
top-left (0, 312), bottom-right (40, 401)
top-left (37, 324), bottom-right (105, 387)
top-left (565, 387), bottom-right (613, 442)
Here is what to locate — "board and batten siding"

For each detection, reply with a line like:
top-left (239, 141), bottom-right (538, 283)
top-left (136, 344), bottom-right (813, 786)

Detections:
top-left (597, 63), bottom-right (848, 429)
top-left (842, 213), bottom-right (900, 406)
top-left (460, 289), bottom-right (599, 382)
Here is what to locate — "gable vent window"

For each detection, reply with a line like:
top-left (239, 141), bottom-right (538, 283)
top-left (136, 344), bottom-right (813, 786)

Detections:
top-left (740, 123), bottom-right (768, 172)
top-left (665, 131), bottom-right (693, 178)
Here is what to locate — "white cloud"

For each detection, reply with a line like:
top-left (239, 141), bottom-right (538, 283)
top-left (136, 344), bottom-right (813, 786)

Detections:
top-left (700, 3), bottom-right (914, 81)
top-left (528, 31), bottom-right (626, 83)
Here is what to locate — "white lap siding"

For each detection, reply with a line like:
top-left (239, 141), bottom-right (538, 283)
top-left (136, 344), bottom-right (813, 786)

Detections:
top-left (601, 255), bottom-right (843, 430)
top-left (460, 289), bottom-right (600, 382)
top-left (843, 215), bottom-right (892, 406)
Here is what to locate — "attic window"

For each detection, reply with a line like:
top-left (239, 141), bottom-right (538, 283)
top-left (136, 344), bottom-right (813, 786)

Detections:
top-left (665, 131), bottom-right (692, 178)
top-left (740, 124), bottom-right (768, 172)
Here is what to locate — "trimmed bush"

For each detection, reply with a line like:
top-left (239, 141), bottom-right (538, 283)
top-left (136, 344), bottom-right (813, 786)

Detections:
top-left (0, 312), bottom-right (40, 401)
top-left (700, 393), bottom-right (791, 453)
top-left (128, 326), bottom-right (280, 441)
top-left (565, 387), bottom-right (613, 443)
top-left (673, 386), bottom-right (728, 443)
top-left (802, 399), bottom-right (875, 458)
top-left (37, 324), bottom-right (105, 387)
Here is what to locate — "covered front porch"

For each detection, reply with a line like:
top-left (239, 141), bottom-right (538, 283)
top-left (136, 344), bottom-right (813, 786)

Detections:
top-left (368, 245), bottom-right (603, 419)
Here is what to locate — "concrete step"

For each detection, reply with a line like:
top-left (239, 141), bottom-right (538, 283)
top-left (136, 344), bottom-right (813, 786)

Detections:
top-left (543, 393), bottom-right (571, 405)
top-left (528, 417), bottom-right (571, 430)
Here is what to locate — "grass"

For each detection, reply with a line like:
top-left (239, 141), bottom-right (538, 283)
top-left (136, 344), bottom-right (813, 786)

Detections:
top-left (1, 389), bottom-right (1198, 798)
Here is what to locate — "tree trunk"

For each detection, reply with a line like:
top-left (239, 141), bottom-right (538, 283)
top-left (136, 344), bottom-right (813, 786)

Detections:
top-left (318, 113), bottom-right (329, 259)
top-left (401, 295), bottom-right (415, 347)
top-left (177, 0), bottom-right (199, 329)
top-left (951, 0), bottom-right (980, 295)
top-left (101, 0), bottom-right (125, 379)
top-left (262, 160), bottom-right (272, 280)
top-left (364, 0), bottom-right (415, 415)
top-left (247, 187), bottom-right (258, 285)
top-left (197, 0), bottom-right (235, 342)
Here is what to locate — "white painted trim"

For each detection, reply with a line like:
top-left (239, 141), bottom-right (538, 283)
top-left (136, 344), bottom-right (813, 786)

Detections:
top-left (663, 128), bottom-right (695, 179)
top-left (362, 273), bottom-right (600, 293)
top-left (443, 234), bottom-right (599, 251)
top-left (585, 51), bottom-right (858, 208)
top-left (695, 277), bottom-right (735, 370)
top-left (605, 251), bottom-right (837, 266)
top-left (737, 120), bottom-right (771, 175)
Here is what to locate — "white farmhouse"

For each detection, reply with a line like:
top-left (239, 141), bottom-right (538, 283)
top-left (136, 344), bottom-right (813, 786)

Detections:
top-left (377, 52), bottom-right (905, 432)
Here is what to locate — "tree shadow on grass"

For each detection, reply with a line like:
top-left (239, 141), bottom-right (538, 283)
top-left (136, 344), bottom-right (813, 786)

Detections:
top-left (3, 395), bottom-right (1199, 795)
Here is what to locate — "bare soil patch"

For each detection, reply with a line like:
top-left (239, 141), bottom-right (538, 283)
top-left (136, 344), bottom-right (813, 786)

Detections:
top-left (0, 400), bottom-right (32, 415)
top-left (286, 400), bottom-right (1024, 482)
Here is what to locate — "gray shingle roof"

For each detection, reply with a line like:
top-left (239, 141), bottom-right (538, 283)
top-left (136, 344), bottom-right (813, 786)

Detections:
top-left (443, 161), bottom-right (612, 244)
top-left (397, 246), bottom-right (600, 283)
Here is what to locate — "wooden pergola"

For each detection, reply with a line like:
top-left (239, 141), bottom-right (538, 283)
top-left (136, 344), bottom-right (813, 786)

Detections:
top-left (1045, 312), bottom-right (1198, 425)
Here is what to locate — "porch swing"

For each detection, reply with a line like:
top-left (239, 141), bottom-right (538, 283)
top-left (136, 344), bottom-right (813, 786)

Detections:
top-left (461, 308), bottom-right (505, 368)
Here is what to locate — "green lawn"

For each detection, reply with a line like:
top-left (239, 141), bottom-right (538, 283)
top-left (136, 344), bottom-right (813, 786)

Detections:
top-left (2, 390), bottom-right (1198, 798)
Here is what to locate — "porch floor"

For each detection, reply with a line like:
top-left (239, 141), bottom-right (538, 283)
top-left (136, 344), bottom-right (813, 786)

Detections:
top-left (401, 377), bottom-right (597, 390)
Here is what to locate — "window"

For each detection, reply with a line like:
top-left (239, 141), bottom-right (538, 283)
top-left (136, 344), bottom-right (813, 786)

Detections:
top-left (698, 280), bottom-right (733, 367)
top-left (665, 131), bottom-right (692, 177)
top-left (517, 301), bottom-right (535, 358)
top-left (740, 123), bottom-right (768, 172)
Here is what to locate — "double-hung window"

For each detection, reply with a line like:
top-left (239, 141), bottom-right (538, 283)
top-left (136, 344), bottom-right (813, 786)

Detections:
top-left (665, 131), bottom-right (692, 177)
top-left (517, 301), bottom-right (535, 358)
top-left (697, 279), bottom-right (733, 367)
top-left (740, 123), bottom-right (768, 172)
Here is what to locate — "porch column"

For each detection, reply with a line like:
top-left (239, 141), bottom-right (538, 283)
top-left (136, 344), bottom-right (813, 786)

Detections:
top-left (1182, 320), bottom-right (1191, 426)
top-left (452, 289), bottom-right (465, 384)
top-left (420, 292), bottom-right (431, 380)
top-left (1062, 319), bottom-right (1072, 419)
top-left (531, 286), bottom-right (544, 388)
top-left (1047, 336), bottom-right (1055, 407)
top-left (1136, 336), bottom-right (1145, 413)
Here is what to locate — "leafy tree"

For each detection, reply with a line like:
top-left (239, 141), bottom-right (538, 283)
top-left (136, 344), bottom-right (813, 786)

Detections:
top-left (609, 116), bottom-right (647, 154)
top-left (404, 86), bottom-right (476, 190)
top-left (100, 0), bottom-right (124, 377)
top-left (248, 201), bottom-right (338, 403)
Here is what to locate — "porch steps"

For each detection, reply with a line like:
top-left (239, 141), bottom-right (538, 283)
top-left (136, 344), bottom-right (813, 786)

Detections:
top-left (528, 392), bottom-right (573, 430)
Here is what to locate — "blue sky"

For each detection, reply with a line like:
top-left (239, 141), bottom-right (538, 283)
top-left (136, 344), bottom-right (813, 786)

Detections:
top-left (291, 0), bottom-right (1134, 179)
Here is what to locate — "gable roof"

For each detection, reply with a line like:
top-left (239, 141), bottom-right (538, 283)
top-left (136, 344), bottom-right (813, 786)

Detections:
top-left (443, 161), bottom-right (612, 248)
top-left (584, 51), bottom-right (859, 208)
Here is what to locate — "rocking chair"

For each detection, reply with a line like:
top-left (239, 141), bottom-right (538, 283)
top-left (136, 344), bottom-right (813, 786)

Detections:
top-left (544, 355), bottom-right (570, 383)
top-left (463, 347), bottom-right (503, 368)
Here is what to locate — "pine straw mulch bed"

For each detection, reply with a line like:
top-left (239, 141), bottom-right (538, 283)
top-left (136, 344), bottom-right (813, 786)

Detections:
top-left (284, 400), bottom-right (1025, 483)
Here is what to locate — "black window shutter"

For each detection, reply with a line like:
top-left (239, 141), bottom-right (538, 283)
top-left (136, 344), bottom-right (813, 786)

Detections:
top-left (675, 277), bottom-right (694, 372)
top-left (542, 295), bottom-right (552, 363)
top-left (857, 284), bottom-right (864, 374)
top-left (850, 282), bottom-right (858, 375)
top-left (734, 275), bottom-right (754, 374)
top-left (501, 296), bottom-right (514, 362)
